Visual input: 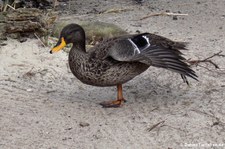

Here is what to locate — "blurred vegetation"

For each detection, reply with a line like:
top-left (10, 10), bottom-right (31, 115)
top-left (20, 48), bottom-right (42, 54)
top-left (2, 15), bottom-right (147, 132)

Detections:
top-left (52, 21), bottom-right (128, 45)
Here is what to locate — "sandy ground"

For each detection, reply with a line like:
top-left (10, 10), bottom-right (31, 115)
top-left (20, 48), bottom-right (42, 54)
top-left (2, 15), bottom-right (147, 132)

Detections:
top-left (1, 0), bottom-right (225, 148)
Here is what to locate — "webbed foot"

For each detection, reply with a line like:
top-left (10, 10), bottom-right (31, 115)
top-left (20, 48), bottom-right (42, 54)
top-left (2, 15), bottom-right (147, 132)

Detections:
top-left (99, 99), bottom-right (126, 108)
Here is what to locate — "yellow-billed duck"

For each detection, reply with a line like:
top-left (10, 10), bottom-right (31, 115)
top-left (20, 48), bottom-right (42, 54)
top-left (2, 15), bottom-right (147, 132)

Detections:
top-left (50, 24), bottom-right (197, 108)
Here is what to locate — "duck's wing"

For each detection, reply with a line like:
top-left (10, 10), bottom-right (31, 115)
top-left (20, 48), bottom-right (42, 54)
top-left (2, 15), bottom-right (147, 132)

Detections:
top-left (106, 33), bottom-right (198, 84)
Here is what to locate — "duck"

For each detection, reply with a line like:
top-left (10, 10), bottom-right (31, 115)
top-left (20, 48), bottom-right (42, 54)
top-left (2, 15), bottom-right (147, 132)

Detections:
top-left (50, 23), bottom-right (198, 108)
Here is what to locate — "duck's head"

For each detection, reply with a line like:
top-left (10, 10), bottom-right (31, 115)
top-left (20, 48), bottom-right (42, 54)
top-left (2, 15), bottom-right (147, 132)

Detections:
top-left (50, 24), bottom-right (85, 54)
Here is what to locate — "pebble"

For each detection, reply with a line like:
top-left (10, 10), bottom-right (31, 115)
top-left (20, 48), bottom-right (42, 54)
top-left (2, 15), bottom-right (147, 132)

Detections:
top-left (79, 122), bottom-right (90, 127)
top-left (26, 88), bottom-right (33, 92)
top-left (173, 16), bottom-right (178, 20)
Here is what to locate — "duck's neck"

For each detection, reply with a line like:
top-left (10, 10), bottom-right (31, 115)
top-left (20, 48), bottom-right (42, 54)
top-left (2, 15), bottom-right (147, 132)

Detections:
top-left (69, 44), bottom-right (87, 63)
top-left (72, 29), bottom-right (86, 53)
top-left (72, 42), bottom-right (86, 53)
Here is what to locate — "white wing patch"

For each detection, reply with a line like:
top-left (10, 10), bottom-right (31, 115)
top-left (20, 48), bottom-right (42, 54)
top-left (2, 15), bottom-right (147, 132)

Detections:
top-left (128, 35), bottom-right (151, 56)
top-left (128, 38), bottom-right (141, 55)
top-left (142, 35), bottom-right (151, 48)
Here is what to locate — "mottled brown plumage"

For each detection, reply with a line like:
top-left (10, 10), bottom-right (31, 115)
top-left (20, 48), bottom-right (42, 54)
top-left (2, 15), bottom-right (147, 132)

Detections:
top-left (50, 23), bottom-right (197, 108)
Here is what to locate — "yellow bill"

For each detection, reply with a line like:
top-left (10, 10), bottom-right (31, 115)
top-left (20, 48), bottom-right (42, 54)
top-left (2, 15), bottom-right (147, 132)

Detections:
top-left (50, 37), bottom-right (66, 54)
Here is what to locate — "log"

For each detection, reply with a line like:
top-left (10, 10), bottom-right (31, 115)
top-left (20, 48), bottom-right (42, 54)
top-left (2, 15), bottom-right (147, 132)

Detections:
top-left (0, 8), bottom-right (56, 40)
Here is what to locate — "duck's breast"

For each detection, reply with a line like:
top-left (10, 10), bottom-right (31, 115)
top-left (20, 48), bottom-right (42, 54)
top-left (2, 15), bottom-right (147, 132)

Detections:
top-left (69, 55), bottom-right (149, 86)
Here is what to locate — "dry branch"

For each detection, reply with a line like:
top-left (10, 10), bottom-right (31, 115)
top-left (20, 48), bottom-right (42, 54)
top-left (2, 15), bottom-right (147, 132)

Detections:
top-left (34, 33), bottom-right (47, 47)
top-left (3, 4), bottom-right (15, 11)
top-left (187, 51), bottom-right (224, 69)
top-left (147, 120), bottom-right (165, 132)
top-left (140, 12), bottom-right (188, 20)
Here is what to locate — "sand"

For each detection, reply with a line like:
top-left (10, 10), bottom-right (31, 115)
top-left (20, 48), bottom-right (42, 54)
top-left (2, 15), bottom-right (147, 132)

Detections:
top-left (0, 0), bottom-right (225, 148)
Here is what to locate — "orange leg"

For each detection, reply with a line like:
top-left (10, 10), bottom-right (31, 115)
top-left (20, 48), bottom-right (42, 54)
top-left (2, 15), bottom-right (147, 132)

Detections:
top-left (99, 84), bottom-right (126, 108)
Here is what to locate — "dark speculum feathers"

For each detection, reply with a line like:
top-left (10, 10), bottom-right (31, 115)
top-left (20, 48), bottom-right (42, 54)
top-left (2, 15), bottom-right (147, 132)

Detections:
top-left (131, 33), bottom-right (150, 49)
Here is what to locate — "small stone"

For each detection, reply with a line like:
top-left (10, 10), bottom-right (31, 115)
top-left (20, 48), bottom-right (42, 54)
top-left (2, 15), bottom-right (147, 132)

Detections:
top-left (136, 30), bottom-right (141, 33)
top-left (26, 88), bottom-right (33, 92)
top-left (62, 137), bottom-right (72, 141)
top-left (79, 122), bottom-right (90, 127)
top-left (65, 127), bottom-right (72, 130)
top-left (172, 16), bottom-right (178, 20)
top-left (19, 37), bottom-right (27, 43)
top-left (212, 122), bottom-right (219, 126)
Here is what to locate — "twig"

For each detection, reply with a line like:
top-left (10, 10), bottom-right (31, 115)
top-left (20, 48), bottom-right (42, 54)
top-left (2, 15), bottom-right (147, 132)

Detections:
top-left (191, 109), bottom-right (215, 118)
top-left (23, 67), bottom-right (35, 78)
top-left (150, 107), bottom-right (159, 112)
top-left (140, 12), bottom-right (188, 20)
top-left (191, 109), bottom-right (225, 128)
top-left (12, 1), bottom-right (16, 9)
top-left (187, 51), bottom-right (224, 68)
top-left (4, 78), bottom-right (16, 83)
top-left (53, 0), bottom-right (57, 10)
top-left (46, 90), bottom-right (57, 94)
top-left (34, 33), bottom-right (47, 48)
top-left (163, 125), bottom-right (187, 132)
top-left (3, 4), bottom-right (15, 12)
top-left (147, 120), bottom-right (165, 132)
top-left (196, 64), bottom-right (216, 72)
